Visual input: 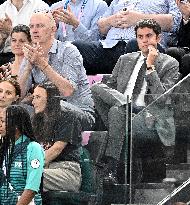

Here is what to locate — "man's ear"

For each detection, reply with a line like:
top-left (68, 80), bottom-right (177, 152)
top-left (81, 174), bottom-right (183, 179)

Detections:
top-left (51, 26), bottom-right (57, 38)
top-left (157, 34), bottom-right (161, 43)
top-left (14, 95), bottom-right (19, 102)
top-left (52, 24), bottom-right (57, 33)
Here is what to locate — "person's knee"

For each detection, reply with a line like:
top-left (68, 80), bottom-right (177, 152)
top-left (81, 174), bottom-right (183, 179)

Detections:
top-left (72, 40), bottom-right (84, 49)
top-left (108, 105), bottom-right (125, 120)
top-left (91, 83), bottom-right (100, 94)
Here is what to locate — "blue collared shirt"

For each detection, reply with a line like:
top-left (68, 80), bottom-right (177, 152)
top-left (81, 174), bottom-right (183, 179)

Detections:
top-left (19, 39), bottom-right (94, 113)
top-left (100, 0), bottom-right (182, 48)
top-left (51, 0), bottom-right (108, 42)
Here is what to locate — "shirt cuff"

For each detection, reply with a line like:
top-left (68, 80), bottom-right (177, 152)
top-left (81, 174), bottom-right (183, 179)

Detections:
top-left (183, 17), bottom-right (190, 25)
top-left (73, 22), bottom-right (86, 36)
top-left (146, 69), bottom-right (156, 75)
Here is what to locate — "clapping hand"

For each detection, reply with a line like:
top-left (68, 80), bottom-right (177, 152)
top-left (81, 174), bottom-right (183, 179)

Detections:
top-left (23, 42), bottom-right (46, 67)
top-left (0, 13), bottom-right (12, 34)
top-left (0, 64), bottom-right (12, 80)
top-left (52, 5), bottom-right (79, 29)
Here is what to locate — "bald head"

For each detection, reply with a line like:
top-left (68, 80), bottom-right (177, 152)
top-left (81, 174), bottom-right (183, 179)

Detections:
top-left (30, 12), bottom-right (56, 29)
top-left (29, 12), bottom-right (57, 45)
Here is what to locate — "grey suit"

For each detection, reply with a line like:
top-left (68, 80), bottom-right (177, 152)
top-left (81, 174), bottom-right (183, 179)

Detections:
top-left (91, 52), bottom-right (179, 161)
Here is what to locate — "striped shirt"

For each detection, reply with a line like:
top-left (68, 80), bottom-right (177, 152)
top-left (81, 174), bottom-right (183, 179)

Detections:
top-left (51, 0), bottom-right (108, 42)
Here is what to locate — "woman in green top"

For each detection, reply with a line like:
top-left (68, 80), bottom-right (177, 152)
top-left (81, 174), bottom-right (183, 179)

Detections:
top-left (0, 105), bottom-right (44, 205)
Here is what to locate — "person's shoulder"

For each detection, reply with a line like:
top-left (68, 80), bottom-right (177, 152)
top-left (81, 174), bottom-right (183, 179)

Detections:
top-left (32, 0), bottom-right (49, 8)
top-left (50, 1), bottom-right (63, 10)
top-left (94, 0), bottom-right (108, 5)
top-left (159, 52), bottom-right (179, 64)
top-left (0, 1), bottom-right (8, 8)
top-left (120, 51), bottom-right (140, 61)
top-left (108, 0), bottom-right (119, 6)
top-left (28, 141), bottom-right (43, 151)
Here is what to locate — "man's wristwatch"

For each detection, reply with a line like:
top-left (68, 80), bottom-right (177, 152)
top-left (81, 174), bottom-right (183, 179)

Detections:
top-left (147, 65), bottom-right (155, 71)
top-left (183, 16), bottom-right (190, 24)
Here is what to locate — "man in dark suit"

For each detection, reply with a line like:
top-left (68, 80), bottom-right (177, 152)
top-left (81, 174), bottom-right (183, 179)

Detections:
top-left (166, 0), bottom-right (190, 78)
top-left (91, 19), bottom-right (180, 184)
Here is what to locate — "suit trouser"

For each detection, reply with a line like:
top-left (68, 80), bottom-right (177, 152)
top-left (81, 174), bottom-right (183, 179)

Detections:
top-left (91, 83), bottom-right (163, 161)
top-left (91, 83), bottom-right (127, 160)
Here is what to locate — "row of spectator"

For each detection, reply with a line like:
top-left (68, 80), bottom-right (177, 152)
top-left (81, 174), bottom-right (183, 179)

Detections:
top-left (0, 0), bottom-right (190, 204)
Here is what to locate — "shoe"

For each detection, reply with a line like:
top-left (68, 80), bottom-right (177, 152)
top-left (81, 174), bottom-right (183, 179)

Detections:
top-left (162, 145), bottom-right (175, 164)
top-left (103, 171), bottom-right (118, 186)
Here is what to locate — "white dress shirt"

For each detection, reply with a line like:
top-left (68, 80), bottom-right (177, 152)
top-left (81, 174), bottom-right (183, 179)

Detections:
top-left (0, 0), bottom-right (49, 27)
top-left (124, 53), bottom-right (147, 106)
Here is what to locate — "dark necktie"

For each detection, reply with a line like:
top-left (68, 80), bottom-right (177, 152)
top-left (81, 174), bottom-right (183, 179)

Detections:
top-left (132, 58), bottom-right (147, 102)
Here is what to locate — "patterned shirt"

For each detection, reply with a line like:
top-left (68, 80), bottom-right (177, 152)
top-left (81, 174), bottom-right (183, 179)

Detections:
top-left (100, 0), bottom-right (182, 48)
top-left (51, 0), bottom-right (108, 42)
top-left (20, 39), bottom-right (94, 113)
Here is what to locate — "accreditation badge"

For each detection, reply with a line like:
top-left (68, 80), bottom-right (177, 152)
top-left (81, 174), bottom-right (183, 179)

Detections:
top-left (31, 159), bottom-right (40, 169)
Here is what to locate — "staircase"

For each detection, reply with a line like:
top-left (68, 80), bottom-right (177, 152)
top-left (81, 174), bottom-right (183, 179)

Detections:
top-left (83, 131), bottom-right (190, 205)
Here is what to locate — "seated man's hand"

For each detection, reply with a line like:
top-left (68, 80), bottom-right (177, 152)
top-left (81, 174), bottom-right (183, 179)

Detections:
top-left (146, 45), bottom-right (158, 68)
top-left (108, 11), bottom-right (128, 28)
top-left (52, 5), bottom-right (79, 29)
top-left (109, 10), bottom-right (143, 29)
top-left (116, 10), bottom-right (144, 29)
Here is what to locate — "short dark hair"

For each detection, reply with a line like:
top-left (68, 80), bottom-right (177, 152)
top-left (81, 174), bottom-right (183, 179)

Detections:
top-left (11, 24), bottom-right (32, 43)
top-left (135, 19), bottom-right (161, 37)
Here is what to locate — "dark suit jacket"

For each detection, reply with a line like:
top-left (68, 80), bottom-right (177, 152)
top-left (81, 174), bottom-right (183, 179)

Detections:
top-left (105, 52), bottom-right (180, 146)
top-left (106, 52), bottom-right (179, 104)
top-left (178, 20), bottom-right (190, 48)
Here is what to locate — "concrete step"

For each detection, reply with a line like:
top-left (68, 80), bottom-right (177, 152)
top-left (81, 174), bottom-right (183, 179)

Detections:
top-left (133, 183), bottom-right (174, 204)
top-left (157, 178), bottom-right (190, 205)
top-left (166, 163), bottom-right (190, 182)
top-left (102, 183), bottom-right (174, 205)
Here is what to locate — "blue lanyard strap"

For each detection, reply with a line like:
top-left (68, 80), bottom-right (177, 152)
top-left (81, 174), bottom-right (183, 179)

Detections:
top-left (64, 0), bottom-right (88, 12)
top-left (64, 0), bottom-right (71, 10)
top-left (81, 0), bottom-right (88, 11)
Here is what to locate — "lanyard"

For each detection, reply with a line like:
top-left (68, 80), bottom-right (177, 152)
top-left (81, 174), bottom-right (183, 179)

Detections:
top-left (78, 0), bottom-right (88, 20)
top-left (62, 0), bottom-right (88, 36)
top-left (64, 0), bottom-right (71, 10)
top-left (63, 0), bottom-right (88, 15)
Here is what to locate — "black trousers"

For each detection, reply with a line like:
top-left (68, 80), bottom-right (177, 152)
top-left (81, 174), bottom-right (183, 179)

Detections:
top-left (72, 40), bottom-right (127, 75)
top-left (166, 47), bottom-right (190, 78)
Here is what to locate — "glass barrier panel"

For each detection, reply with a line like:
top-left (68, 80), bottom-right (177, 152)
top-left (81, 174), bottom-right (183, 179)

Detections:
top-left (129, 75), bottom-right (190, 204)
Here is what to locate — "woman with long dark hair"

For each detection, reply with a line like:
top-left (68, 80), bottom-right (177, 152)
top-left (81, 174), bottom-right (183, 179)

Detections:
top-left (0, 105), bottom-right (44, 205)
top-left (32, 82), bottom-right (82, 192)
